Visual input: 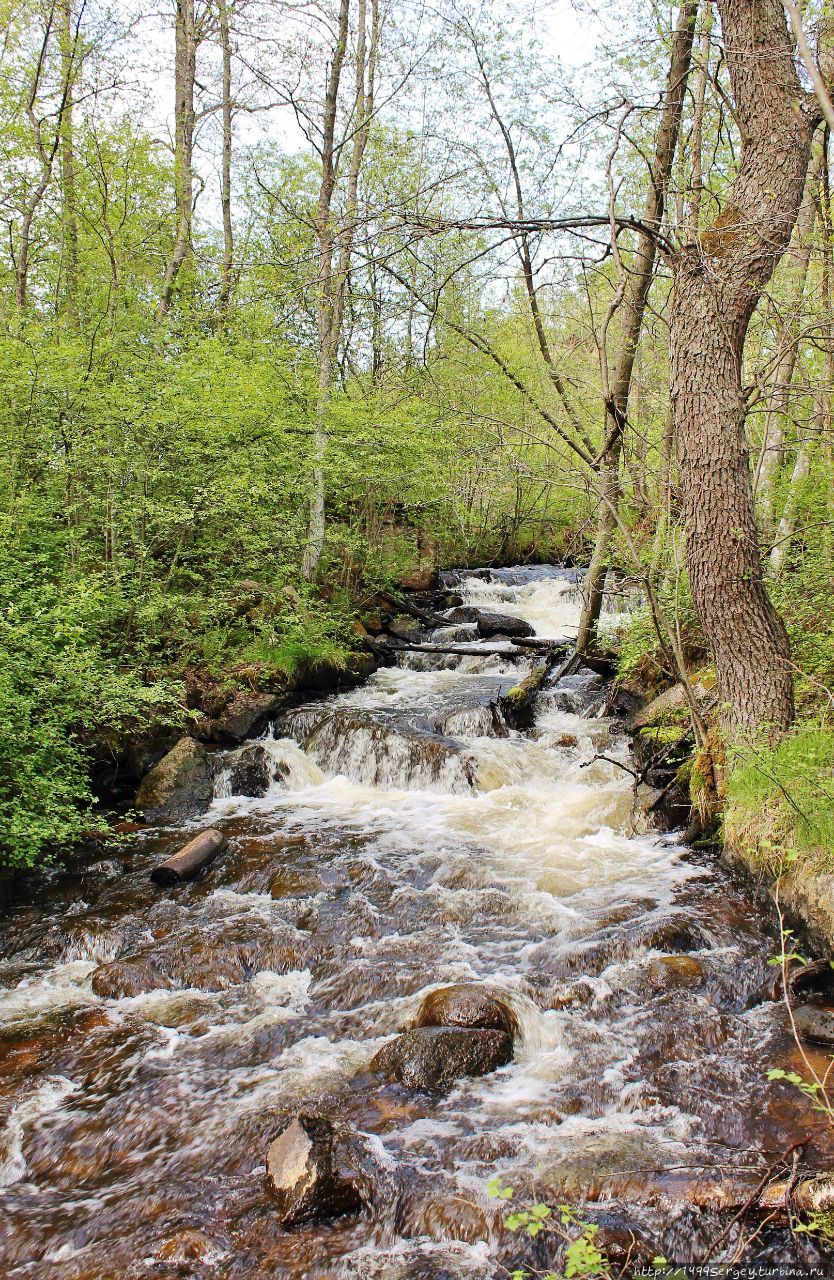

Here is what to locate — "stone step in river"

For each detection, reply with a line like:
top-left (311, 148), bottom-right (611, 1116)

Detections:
top-left (0, 565), bottom-right (832, 1277)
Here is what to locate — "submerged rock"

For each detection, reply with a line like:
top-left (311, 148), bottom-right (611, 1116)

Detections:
top-left (265, 1114), bottom-right (362, 1227)
top-left (91, 957), bottom-right (172, 998)
top-left (135, 736), bottom-right (213, 824)
top-left (447, 606), bottom-right (534, 639)
top-left (645, 955), bottom-right (706, 991)
top-left (414, 985), bottom-right (517, 1038)
top-left (371, 1026), bottom-right (512, 1090)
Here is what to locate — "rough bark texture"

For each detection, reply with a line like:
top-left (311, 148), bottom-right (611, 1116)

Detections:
top-left (670, 0), bottom-right (818, 735)
top-left (576, 0), bottom-right (697, 652)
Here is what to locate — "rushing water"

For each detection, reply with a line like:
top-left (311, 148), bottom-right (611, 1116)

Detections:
top-left (1, 567), bottom-right (832, 1278)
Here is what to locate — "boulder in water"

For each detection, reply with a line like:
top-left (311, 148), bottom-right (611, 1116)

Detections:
top-left (209, 691), bottom-right (281, 743)
top-left (447, 607), bottom-right (534, 639)
top-left (792, 1003), bottom-right (834, 1047)
top-left (370, 1026), bottom-right (512, 1090)
top-left (227, 744), bottom-right (272, 797)
top-left (135, 737), bottom-right (213, 824)
top-left (266, 1114), bottom-right (362, 1227)
top-left (414, 985), bottom-right (517, 1038)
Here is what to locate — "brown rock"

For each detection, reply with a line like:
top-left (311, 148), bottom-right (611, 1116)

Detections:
top-left (414, 985), bottom-right (518, 1037)
top-left (91, 958), bottom-right (172, 999)
top-left (645, 955), bottom-right (706, 991)
top-left (266, 1114), bottom-right (362, 1227)
top-left (370, 1026), bottom-right (512, 1090)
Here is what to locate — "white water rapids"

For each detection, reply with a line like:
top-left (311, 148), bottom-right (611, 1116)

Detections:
top-left (0, 566), bottom-right (822, 1278)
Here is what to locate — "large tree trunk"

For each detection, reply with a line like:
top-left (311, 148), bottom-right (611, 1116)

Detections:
top-left (158, 0), bottom-right (197, 321)
top-left (669, 0), bottom-right (820, 736)
top-left (576, 0), bottom-right (697, 653)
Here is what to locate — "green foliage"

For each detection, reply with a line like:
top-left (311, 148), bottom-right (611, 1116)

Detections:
top-left (486, 1178), bottom-right (614, 1280)
top-left (725, 725), bottom-right (834, 872)
top-left (0, 511), bottom-right (180, 868)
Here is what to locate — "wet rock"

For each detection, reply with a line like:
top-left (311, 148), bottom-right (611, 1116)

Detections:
top-left (135, 736), bottom-right (213, 824)
top-left (227, 744), bottom-right (272, 797)
top-left (447, 607), bottom-right (535, 639)
top-left (641, 916), bottom-right (711, 954)
top-left (792, 1003), bottom-right (834, 1047)
top-left (645, 955), bottom-right (706, 991)
top-left (266, 1114), bottom-right (362, 1227)
top-left (386, 615), bottom-right (424, 642)
top-left (371, 1026), bottom-right (512, 1090)
top-left (156, 1228), bottom-right (221, 1263)
top-left (91, 957), bottom-right (172, 998)
top-left (209, 691), bottom-right (281, 743)
top-left (500, 661), bottom-right (552, 728)
top-left (788, 957), bottom-right (834, 1002)
top-left (414, 984), bottom-right (518, 1038)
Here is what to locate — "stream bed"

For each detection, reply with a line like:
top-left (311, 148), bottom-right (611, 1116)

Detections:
top-left (1, 566), bottom-right (832, 1277)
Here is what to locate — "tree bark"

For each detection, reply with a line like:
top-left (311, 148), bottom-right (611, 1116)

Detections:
top-left (756, 144), bottom-right (822, 527)
top-left (669, 0), bottom-right (821, 735)
top-left (217, 0), bottom-right (234, 314)
top-left (303, 0), bottom-right (379, 579)
top-left (302, 0), bottom-right (351, 581)
top-left (158, 0), bottom-right (198, 321)
top-left (59, 0), bottom-right (79, 328)
top-left (576, 0), bottom-right (697, 653)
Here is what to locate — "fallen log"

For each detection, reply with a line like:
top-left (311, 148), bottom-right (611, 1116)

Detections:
top-left (500, 660), bottom-right (555, 728)
top-left (375, 638), bottom-right (568, 659)
top-left (376, 590), bottom-right (449, 629)
top-left (150, 828), bottom-right (227, 886)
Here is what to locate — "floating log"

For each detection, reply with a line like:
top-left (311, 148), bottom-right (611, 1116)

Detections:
top-left (150, 828), bottom-right (227, 886)
top-left (375, 636), bottom-right (569, 658)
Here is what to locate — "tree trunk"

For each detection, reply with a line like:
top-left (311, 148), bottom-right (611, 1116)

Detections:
top-left (158, 0), bottom-right (197, 321)
top-left (217, 0), bottom-right (234, 314)
top-left (59, 0), bottom-right (79, 328)
top-left (769, 393), bottom-right (818, 577)
top-left (302, 0), bottom-right (351, 580)
top-left (576, 0), bottom-right (697, 653)
top-left (303, 0), bottom-right (379, 579)
top-left (669, 0), bottom-right (820, 735)
top-left (756, 144), bottom-right (822, 527)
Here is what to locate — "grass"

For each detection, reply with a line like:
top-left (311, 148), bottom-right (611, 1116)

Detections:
top-left (725, 723), bottom-right (834, 875)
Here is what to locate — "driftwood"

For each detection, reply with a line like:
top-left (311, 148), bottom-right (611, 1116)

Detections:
top-left (150, 828), bottom-right (227, 885)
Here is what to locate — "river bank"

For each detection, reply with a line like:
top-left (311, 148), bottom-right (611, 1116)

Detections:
top-left (0, 566), bottom-right (832, 1277)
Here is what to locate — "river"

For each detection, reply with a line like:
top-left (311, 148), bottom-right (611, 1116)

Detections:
top-left (0, 566), bottom-right (831, 1277)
